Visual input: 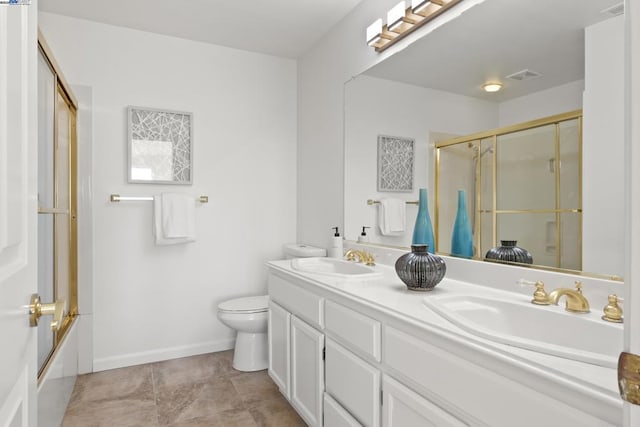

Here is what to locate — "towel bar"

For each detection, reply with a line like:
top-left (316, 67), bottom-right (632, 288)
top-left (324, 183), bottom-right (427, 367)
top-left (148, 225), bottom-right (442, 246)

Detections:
top-left (367, 199), bottom-right (418, 205)
top-left (110, 194), bottom-right (208, 203)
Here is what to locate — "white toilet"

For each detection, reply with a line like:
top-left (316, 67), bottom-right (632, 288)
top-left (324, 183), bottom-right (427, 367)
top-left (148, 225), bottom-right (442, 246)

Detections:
top-left (217, 243), bottom-right (326, 372)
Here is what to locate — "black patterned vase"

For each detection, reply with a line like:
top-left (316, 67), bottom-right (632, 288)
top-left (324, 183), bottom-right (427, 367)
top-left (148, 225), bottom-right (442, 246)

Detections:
top-left (484, 240), bottom-right (533, 265)
top-left (395, 245), bottom-right (446, 291)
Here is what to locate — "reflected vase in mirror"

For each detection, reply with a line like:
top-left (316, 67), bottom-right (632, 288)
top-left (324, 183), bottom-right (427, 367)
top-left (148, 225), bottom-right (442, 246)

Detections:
top-left (395, 245), bottom-right (446, 291)
top-left (412, 188), bottom-right (435, 253)
top-left (451, 190), bottom-right (473, 258)
top-left (485, 240), bottom-right (533, 265)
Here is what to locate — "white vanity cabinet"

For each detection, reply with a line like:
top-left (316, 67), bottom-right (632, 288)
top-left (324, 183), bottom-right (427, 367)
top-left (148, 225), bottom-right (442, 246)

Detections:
top-left (291, 315), bottom-right (325, 426)
top-left (325, 338), bottom-right (380, 427)
top-left (324, 393), bottom-right (363, 427)
top-left (267, 301), bottom-right (291, 399)
top-left (266, 264), bottom-right (620, 427)
top-left (382, 375), bottom-right (467, 427)
top-left (268, 273), bottom-right (325, 427)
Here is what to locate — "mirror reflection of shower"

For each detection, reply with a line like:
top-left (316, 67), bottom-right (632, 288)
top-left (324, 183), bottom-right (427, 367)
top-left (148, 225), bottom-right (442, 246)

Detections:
top-left (469, 142), bottom-right (493, 234)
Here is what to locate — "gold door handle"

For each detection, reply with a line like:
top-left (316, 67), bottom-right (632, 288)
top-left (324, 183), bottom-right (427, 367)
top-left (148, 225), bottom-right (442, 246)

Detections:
top-left (29, 294), bottom-right (65, 331)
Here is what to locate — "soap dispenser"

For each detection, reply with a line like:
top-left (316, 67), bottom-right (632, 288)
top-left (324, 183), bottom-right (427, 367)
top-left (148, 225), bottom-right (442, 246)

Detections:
top-left (328, 226), bottom-right (343, 258)
top-left (358, 226), bottom-right (371, 243)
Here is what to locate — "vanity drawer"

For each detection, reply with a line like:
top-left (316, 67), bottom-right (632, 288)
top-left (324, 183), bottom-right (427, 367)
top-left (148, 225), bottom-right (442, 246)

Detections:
top-left (325, 300), bottom-right (381, 362)
top-left (268, 273), bottom-right (324, 328)
top-left (382, 326), bottom-right (613, 427)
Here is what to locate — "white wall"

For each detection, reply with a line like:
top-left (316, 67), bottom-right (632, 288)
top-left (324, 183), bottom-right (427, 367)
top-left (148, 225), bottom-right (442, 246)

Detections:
top-left (297, 0), bottom-right (486, 250)
top-left (39, 13), bottom-right (297, 370)
top-left (344, 75), bottom-right (497, 247)
top-left (583, 16), bottom-right (625, 278)
top-left (498, 80), bottom-right (584, 127)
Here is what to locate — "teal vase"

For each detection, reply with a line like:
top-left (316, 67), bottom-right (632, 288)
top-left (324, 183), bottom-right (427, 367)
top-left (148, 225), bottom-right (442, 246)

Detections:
top-left (412, 188), bottom-right (435, 253)
top-left (451, 190), bottom-right (473, 258)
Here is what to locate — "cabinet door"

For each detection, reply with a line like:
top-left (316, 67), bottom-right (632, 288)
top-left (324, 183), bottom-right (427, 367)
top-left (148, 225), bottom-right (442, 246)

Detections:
top-left (326, 338), bottom-right (380, 427)
top-left (324, 393), bottom-right (363, 427)
top-left (382, 375), bottom-right (468, 427)
top-left (291, 315), bottom-right (325, 427)
top-left (268, 301), bottom-right (290, 399)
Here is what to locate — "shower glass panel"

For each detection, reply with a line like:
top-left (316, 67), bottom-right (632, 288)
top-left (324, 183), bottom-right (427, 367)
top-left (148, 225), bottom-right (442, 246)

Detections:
top-left (559, 119), bottom-right (581, 211)
top-left (496, 212), bottom-right (557, 268)
top-left (55, 89), bottom-right (72, 318)
top-left (435, 110), bottom-right (582, 271)
top-left (37, 49), bottom-right (56, 371)
top-left (37, 45), bottom-right (78, 378)
top-left (497, 124), bottom-right (556, 211)
top-left (436, 142), bottom-right (475, 255)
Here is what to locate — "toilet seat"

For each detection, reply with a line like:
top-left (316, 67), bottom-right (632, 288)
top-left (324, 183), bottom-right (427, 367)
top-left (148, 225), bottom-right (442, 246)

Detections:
top-left (218, 295), bottom-right (269, 314)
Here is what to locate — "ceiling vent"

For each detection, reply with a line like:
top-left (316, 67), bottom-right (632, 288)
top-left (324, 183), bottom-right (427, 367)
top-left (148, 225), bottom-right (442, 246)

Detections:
top-left (506, 69), bottom-right (542, 81)
top-left (602, 3), bottom-right (624, 16)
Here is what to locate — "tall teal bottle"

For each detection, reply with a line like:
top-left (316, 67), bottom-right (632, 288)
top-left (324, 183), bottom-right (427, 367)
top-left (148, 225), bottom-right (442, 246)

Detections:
top-left (451, 189), bottom-right (473, 258)
top-left (412, 188), bottom-right (435, 253)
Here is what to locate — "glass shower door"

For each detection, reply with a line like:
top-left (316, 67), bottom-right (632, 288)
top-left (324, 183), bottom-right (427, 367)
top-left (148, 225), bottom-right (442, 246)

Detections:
top-left (36, 45), bottom-right (78, 378)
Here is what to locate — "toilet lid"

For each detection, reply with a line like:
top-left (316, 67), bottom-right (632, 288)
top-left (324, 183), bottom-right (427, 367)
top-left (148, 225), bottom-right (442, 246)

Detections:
top-left (218, 295), bottom-right (269, 313)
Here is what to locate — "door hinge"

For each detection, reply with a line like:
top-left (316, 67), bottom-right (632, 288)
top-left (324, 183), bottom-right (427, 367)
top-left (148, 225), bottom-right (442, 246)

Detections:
top-left (380, 390), bottom-right (383, 405)
top-left (619, 352), bottom-right (640, 405)
top-left (323, 347), bottom-right (326, 361)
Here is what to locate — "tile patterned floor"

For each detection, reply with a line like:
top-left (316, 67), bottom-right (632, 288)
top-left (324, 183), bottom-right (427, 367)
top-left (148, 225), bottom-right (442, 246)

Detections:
top-left (62, 350), bottom-right (306, 427)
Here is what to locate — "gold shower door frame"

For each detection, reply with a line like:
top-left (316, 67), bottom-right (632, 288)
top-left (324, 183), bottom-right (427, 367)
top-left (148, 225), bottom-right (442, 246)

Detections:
top-left (37, 34), bottom-right (78, 380)
top-left (435, 110), bottom-right (583, 273)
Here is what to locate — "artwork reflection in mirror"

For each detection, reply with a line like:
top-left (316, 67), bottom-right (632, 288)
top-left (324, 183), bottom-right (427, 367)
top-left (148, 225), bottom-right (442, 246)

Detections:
top-left (128, 106), bottom-right (193, 184)
top-left (377, 135), bottom-right (414, 192)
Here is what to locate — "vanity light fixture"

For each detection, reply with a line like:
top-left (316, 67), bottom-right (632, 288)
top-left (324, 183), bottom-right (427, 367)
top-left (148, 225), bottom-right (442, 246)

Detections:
top-left (366, 18), bottom-right (383, 46)
top-left (482, 82), bottom-right (503, 93)
top-left (387, 1), bottom-right (411, 32)
top-left (412, 0), bottom-right (443, 16)
top-left (367, 0), bottom-right (462, 52)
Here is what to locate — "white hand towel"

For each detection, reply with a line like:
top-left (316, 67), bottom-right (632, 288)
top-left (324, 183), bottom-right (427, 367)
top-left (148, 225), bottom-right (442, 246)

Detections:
top-left (161, 193), bottom-right (195, 238)
top-left (378, 198), bottom-right (406, 236)
top-left (153, 193), bottom-right (196, 245)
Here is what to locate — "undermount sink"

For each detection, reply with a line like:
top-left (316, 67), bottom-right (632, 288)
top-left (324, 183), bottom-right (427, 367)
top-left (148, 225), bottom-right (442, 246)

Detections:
top-left (291, 257), bottom-right (383, 279)
top-left (423, 294), bottom-right (623, 368)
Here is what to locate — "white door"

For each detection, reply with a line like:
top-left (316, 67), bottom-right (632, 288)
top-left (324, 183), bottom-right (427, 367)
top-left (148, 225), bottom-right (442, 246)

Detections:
top-left (291, 315), bottom-right (324, 427)
top-left (0, 2), bottom-right (39, 426)
top-left (626, 1), bottom-right (640, 426)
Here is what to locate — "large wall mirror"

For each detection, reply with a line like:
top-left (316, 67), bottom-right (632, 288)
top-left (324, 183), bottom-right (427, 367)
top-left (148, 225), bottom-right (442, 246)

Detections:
top-left (344, 0), bottom-right (624, 280)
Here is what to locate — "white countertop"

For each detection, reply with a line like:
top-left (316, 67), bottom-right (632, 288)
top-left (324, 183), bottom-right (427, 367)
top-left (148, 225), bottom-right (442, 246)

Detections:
top-left (267, 257), bottom-right (623, 418)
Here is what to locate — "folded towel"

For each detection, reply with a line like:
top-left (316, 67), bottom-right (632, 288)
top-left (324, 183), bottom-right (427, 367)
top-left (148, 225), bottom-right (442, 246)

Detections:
top-left (153, 193), bottom-right (196, 245)
top-left (378, 198), bottom-right (406, 236)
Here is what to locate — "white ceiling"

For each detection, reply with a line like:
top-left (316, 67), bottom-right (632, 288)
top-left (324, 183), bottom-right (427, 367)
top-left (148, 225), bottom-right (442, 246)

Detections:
top-left (38, 0), bottom-right (365, 58)
top-left (364, 0), bottom-right (623, 101)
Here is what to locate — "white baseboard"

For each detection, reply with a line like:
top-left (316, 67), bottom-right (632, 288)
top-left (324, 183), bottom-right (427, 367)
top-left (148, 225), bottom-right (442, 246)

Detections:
top-left (92, 339), bottom-right (235, 372)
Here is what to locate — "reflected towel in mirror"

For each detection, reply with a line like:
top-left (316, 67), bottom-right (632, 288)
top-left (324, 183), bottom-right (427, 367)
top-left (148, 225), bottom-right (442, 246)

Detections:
top-left (378, 198), bottom-right (406, 236)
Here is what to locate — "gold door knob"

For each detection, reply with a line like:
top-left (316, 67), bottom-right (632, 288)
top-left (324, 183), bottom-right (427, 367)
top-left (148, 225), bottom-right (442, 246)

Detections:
top-left (29, 294), bottom-right (65, 331)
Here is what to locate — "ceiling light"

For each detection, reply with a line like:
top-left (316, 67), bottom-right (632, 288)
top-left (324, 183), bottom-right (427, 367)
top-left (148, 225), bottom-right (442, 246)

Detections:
top-left (482, 82), bottom-right (502, 93)
top-left (387, 1), bottom-right (407, 32)
top-left (411, 0), bottom-right (441, 15)
top-left (366, 19), bottom-right (383, 46)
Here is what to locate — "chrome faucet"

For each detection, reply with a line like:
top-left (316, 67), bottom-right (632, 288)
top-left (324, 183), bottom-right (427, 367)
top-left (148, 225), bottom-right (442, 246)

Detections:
top-left (547, 281), bottom-right (590, 313)
top-left (344, 249), bottom-right (376, 266)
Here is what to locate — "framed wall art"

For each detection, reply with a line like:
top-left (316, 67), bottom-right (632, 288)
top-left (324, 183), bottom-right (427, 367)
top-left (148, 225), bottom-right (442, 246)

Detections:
top-left (128, 106), bottom-right (193, 185)
top-left (377, 134), bottom-right (414, 192)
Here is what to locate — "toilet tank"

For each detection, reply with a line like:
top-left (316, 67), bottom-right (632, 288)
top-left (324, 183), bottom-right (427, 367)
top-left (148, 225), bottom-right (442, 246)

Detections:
top-left (282, 243), bottom-right (326, 259)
